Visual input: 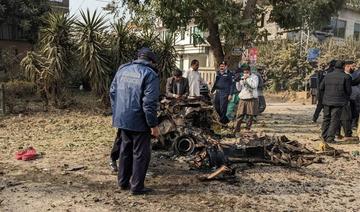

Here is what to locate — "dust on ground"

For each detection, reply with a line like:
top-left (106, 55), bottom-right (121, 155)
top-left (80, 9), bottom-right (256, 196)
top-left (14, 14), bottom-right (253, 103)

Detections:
top-left (1, 102), bottom-right (360, 212)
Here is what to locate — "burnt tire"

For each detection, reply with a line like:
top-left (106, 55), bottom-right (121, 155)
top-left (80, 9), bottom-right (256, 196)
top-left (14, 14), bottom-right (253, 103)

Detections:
top-left (172, 135), bottom-right (196, 156)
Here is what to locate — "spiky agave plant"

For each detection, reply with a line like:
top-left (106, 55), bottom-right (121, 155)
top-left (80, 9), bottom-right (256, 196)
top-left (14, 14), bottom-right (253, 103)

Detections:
top-left (154, 33), bottom-right (177, 94)
top-left (39, 12), bottom-right (74, 105)
top-left (21, 12), bottom-right (74, 107)
top-left (110, 20), bottom-right (134, 70)
top-left (75, 9), bottom-right (111, 105)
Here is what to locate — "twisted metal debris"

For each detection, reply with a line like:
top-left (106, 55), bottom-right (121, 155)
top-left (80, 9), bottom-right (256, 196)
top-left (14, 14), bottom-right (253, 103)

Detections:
top-left (155, 98), bottom-right (345, 180)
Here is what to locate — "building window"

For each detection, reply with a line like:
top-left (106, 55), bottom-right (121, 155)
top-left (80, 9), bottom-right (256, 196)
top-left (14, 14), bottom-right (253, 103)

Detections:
top-left (331, 18), bottom-right (347, 38)
top-left (354, 23), bottom-right (360, 41)
top-left (180, 29), bottom-right (185, 40)
top-left (190, 26), bottom-right (203, 45)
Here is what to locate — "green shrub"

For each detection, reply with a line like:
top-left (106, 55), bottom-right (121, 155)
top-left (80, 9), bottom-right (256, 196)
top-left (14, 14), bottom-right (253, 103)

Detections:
top-left (4, 80), bottom-right (37, 98)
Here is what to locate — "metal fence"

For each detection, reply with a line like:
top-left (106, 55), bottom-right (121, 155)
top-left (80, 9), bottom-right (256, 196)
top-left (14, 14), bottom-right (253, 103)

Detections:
top-left (199, 70), bottom-right (216, 84)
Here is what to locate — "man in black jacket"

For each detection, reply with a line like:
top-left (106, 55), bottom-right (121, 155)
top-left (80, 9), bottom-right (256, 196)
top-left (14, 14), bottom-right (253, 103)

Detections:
top-left (320, 60), bottom-right (352, 143)
top-left (313, 60), bottom-right (337, 122)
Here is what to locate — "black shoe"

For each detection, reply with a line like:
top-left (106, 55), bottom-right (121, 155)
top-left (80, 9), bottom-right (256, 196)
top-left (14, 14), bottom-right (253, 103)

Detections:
top-left (109, 160), bottom-right (118, 172)
top-left (327, 140), bottom-right (338, 144)
top-left (312, 117), bottom-right (317, 123)
top-left (119, 185), bottom-right (130, 191)
top-left (130, 187), bottom-right (154, 195)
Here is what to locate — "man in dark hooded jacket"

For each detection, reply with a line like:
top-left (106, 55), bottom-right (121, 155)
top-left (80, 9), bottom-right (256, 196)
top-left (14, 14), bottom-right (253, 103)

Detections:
top-left (110, 47), bottom-right (160, 195)
top-left (320, 60), bottom-right (352, 143)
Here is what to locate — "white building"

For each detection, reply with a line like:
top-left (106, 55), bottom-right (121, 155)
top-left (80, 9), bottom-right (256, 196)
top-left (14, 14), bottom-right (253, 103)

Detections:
top-left (159, 4), bottom-right (360, 83)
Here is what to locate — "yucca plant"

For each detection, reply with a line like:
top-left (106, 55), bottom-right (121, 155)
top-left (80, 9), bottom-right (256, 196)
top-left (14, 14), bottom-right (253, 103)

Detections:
top-left (21, 51), bottom-right (50, 109)
top-left (110, 20), bottom-right (136, 71)
top-left (75, 9), bottom-right (111, 105)
top-left (21, 12), bottom-right (74, 108)
top-left (154, 33), bottom-right (177, 93)
top-left (40, 12), bottom-right (74, 105)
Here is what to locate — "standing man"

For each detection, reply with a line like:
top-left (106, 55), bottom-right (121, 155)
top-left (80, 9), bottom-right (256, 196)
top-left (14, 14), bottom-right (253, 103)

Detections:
top-left (110, 47), bottom-right (160, 195)
top-left (252, 66), bottom-right (266, 115)
top-left (211, 61), bottom-right (234, 124)
top-left (320, 60), bottom-right (352, 144)
top-left (166, 69), bottom-right (189, 99)
top-left (336, 60), bottom-right (357, 140)
top-left (313, 60), bottom-right (336, 122)
top-left (351, 65), bottom-right (360, 127)
top-left (183, 59), bottom-right (206, 98)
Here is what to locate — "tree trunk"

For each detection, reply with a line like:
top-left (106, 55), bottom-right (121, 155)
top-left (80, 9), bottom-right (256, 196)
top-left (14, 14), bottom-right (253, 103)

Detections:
top-left (206, 17), bottom-right (224, 68)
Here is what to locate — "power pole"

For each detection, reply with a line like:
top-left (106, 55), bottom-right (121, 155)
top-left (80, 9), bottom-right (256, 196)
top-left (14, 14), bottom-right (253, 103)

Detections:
top-left (297, 24), bottom-right (311, 103)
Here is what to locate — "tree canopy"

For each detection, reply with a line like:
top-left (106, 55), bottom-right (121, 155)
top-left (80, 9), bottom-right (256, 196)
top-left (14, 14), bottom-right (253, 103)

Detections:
top-left (269, 0), bottom-right (346, 30)
top-left (108, 0), bottom-right (347, 66)
top-left (0, 0), bottom-right (51, 43)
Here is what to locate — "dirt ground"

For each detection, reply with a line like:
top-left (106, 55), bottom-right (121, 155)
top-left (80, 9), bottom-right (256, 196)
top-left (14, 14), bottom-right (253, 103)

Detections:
top-left (1, 101), bottom-right (360, 212)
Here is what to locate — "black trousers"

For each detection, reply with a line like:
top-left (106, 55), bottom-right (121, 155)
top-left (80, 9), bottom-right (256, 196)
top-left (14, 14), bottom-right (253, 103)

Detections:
top-left (321, 105), bottom-right (342, 142)
top-left (118, 130), bottom-right (151, 192)
top-left (350, 100), bottom-right (359, 127)
top-left (110, 129), bottom-right (122, 161)
top-left (214, 92), bottom-right (229, 124)
top-left (336, 120), bottom-right (352, 137)
top-left (313, 101), bottom-right (323, 121)
top-left (336, 104), bottom-right (353, 137)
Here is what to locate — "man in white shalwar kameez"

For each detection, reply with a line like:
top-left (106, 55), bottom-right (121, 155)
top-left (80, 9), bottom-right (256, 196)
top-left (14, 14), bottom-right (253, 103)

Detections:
top-left (183, 59), bottom-right (206, 98)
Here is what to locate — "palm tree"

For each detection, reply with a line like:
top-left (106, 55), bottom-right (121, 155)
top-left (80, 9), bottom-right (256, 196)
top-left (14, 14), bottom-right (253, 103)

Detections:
top-left (21, 12), bottom-right (74, 108)
top-left (75, 9), bottom-right (111, 105)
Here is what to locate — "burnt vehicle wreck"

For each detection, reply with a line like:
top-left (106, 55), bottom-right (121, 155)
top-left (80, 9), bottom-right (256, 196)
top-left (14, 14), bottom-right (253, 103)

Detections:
top-left (155, 98), bottom-right (218, 156)
top-left (154, 98), bottom-right (332, 179)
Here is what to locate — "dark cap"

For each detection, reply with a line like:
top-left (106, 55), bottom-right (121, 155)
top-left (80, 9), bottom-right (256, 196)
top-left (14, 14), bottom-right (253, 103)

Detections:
top-left (345, 60), bottom-right (355, 65)
top-left (219, 61), bottom-right (227, 66)
top-left (335, 60), bottom-right (345, 68)
top-left (137, 47), bottom-right (158, 63)
top-left (240, 63), bottom-right (251, 71)
top-left (329, 59), bottom-right (337, 67)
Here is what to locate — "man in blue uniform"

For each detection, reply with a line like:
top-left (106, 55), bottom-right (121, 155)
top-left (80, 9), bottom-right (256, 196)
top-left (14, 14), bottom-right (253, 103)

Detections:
top-left (110, 47), bottom-right (160, 195)
top-left (211, 61), bottom-right (234, 124)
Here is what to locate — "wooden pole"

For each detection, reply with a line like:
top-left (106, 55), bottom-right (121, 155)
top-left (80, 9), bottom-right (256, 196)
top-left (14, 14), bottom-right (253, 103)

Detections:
top-left (0, 84), bottom-right (5, 115)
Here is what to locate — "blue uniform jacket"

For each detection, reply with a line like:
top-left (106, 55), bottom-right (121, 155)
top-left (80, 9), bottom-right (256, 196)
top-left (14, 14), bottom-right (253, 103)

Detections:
top-left (211, 70), bottom-right (234, 96)
top-left (110, 59), bottom-right (160, 132)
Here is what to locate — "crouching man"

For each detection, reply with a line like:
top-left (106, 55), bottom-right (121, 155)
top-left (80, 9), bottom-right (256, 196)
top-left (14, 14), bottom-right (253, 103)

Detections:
top-left (166, 69), bottom-right (189, 99)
